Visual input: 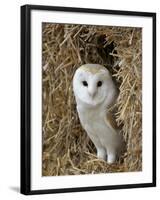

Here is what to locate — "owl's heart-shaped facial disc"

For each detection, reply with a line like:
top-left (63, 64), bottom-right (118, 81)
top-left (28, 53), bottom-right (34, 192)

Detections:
top-left (73, 64), bottom-right (115, 107)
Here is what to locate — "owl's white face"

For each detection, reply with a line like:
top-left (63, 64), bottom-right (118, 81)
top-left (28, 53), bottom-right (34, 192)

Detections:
top-left (73, 64), bottom-right (115, 107)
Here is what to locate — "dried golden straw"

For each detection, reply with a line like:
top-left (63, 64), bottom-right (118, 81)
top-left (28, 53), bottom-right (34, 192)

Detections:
top-left (42, 23), bottom-right (142, 176)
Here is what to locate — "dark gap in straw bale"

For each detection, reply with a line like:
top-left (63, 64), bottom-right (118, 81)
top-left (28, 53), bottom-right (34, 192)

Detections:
top-left (42, 23), bottom-right (142, 176)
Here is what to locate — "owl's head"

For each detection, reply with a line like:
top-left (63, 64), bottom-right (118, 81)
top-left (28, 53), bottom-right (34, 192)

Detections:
top-left (73, 64), bottom-right (117, 107)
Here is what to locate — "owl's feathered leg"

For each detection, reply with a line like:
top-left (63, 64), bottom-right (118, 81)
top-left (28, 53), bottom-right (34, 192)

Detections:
top-left (87, 132), bottom-right (107, 161)
top-left (107, 148), bottom-right (116, 164)
top-left (97, 147), bottom-right (106, 161)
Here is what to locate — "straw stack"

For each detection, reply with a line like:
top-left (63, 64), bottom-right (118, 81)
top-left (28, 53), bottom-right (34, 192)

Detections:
top-left (42, 23), bottom-right (142, 176)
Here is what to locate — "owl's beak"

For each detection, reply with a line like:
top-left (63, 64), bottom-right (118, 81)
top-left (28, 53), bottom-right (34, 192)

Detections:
top-left (88, 90), bottom-right (96, 98)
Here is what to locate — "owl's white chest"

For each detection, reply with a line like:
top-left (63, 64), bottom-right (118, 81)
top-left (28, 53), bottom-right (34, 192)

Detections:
top-left (77, 105), bottom-right (104, 132)
top-left (77, 103), bottom-right (114, 137)
top-left (76, 102), bottom-right (121, 151)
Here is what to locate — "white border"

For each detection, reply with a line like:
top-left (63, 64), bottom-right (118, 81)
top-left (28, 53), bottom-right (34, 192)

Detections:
top-left (31, 10), bottom-right (153, 190)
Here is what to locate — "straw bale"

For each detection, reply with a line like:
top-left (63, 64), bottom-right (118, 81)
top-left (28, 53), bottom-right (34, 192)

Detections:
top-left (42, 23), bottom-right (142, 176)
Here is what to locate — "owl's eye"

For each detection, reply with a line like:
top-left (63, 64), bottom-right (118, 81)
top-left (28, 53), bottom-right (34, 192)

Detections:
top-left (97, 81), bottom-right (103, 87)
top-left (82, 81), bottom-right (88, 87)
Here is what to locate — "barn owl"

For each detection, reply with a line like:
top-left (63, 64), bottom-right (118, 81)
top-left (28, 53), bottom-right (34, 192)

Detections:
top-left (73, 64), bottom-right (125, 164)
